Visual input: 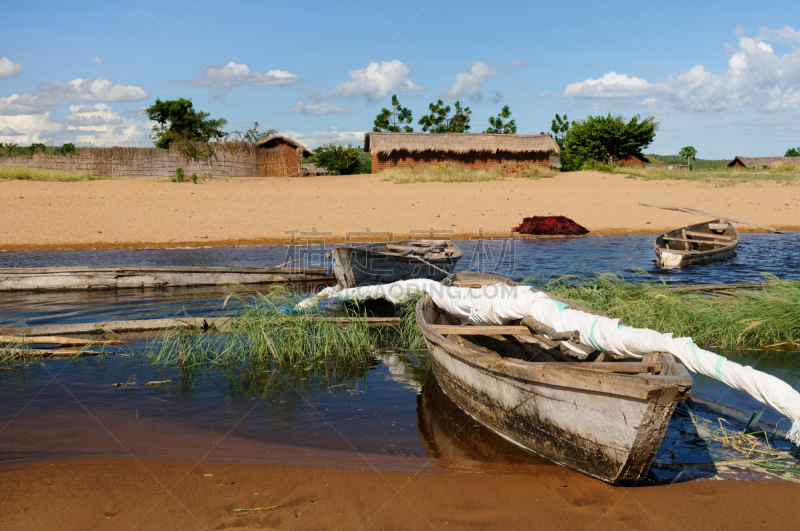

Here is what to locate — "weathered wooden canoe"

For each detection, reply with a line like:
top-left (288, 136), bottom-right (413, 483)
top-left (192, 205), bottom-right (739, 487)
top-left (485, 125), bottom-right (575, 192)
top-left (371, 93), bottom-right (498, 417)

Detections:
top-left (331, 240), bottom-right (462, 288)
top-left (654, 219), bottom-right (740, 268)
top-left (0, 265), bottom-right (334, 292)
top-left (416, 272), bottom-right (692, 484)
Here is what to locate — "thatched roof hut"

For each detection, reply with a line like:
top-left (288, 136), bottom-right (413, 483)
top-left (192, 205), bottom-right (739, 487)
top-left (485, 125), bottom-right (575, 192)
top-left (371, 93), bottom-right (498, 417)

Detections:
top-left (254, 135), bottom-right (313, 157)
top-left (253, 135), bottom-right (312, 177)
top-left (364, 132), bottom-right (559, 155)
top-left (727, 156), bottom-right (800, 168)
top-left (364, 133), bottom-right (560, 174)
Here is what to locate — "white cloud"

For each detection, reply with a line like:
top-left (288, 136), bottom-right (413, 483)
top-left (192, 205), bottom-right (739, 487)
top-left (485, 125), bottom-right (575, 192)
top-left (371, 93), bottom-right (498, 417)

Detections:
top-left (182, 62), bottom-right (298, 91)
top-left (92, 56), bottom-right (101, 65)
top-left (0, 76), bottom-right (147, 115)
top-left (443, 61), bottom-right (498, 101)
top-left (509, 60), bottom-right (538, 68)
top-left (280, 100), bottom-right (353, 115)
top-left (0, 104), bottom-right (152, 146)
top-left (558, 27), bottom-right (800, 114)
top-left (0, 57), bottom-right (22, 78)
top-left (331, 60), bottom-right (422, 103)
top-left (563, 72), bottom-right (651, 99)
top-left (280, 127), bottom-right (366, 149)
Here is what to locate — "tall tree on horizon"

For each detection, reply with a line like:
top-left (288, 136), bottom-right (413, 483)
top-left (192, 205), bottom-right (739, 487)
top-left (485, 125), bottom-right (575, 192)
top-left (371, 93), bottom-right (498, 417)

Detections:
top-left (485, 105), bottom-right (517, 134)
top-left (418, 100), bottom-right (472, 133)
top-left (373, 94), bottom-right (414, 132)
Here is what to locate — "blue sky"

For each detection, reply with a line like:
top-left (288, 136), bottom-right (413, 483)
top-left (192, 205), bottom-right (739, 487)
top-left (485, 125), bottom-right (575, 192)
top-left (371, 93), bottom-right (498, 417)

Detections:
top-left (1, 0), bottom-right (799, 158)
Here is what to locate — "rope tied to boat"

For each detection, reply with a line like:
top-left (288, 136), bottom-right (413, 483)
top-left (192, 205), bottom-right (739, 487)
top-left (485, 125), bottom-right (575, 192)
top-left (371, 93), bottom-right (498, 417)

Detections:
top-left (295, 279), bottom-right (800, 445)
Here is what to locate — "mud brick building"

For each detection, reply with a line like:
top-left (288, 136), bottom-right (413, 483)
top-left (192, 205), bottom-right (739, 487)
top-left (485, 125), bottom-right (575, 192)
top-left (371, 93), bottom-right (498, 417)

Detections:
top-left (364, 132), bottom-right (560, 173)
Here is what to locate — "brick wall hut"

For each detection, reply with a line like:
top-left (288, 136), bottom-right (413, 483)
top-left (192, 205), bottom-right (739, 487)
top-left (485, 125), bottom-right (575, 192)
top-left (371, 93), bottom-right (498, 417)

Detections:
top-left (364, 132), bottom-right (560, 173)
top-left (253, 135), bottom-right (312, 176)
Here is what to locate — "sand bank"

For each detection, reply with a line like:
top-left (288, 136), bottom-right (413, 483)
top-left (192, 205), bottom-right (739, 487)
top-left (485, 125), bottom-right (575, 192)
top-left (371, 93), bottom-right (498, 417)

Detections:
top-left (1, 172), bottom-right (798, 251)
top-left (2, 458), bottom-right (799, 530)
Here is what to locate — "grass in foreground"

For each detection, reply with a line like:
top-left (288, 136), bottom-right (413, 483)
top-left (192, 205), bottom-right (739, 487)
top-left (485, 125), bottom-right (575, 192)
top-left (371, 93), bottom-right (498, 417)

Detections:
top-left (145, 288), bottom-right (424, 372)
top-left (610, 165), bottom-right (800, 186)
top-left (0, 167), bottom-right (101, 182)
top-left (381, 162), bottom-right (557, 183)
top-left (530, 275), bottom-right (800, 349)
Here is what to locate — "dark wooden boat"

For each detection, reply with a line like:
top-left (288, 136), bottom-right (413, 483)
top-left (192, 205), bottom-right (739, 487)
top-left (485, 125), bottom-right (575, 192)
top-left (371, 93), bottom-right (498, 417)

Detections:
top-left (331, 240), bottom-right (462, 288)
top-left (415, 272), bottom-right (692, 484)
top-left (654, 219), bottom-right (739, 268)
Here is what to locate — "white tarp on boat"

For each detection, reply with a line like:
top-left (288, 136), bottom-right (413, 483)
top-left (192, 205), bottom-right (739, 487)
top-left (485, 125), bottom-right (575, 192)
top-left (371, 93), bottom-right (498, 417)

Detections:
top-left (299, 280), bottom-right (800, 444)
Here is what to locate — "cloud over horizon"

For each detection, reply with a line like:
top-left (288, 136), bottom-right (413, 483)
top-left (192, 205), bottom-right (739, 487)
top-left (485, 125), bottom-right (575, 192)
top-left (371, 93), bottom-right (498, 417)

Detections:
top-left (443, 61), bottom-right (498, 101)
top-left (332, 60), bottom-right (422, 103)
top-left (181, 62), bottom-right (299, 94)
top-left (0, 57), bottom-right (22, 78)
top-left (557, 27), bottom-right (800, 114)
top-left (0, 76), bottom-right (147, 115)
top-left (280, 100), bottom-right (353, 115)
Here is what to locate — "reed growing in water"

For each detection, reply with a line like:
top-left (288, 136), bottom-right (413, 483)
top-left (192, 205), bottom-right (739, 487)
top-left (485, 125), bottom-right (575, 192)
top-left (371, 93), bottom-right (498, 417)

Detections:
top-left (531, 275), bottom-right (800, 349)
top-left (145, 288), bottom-right (425, 371)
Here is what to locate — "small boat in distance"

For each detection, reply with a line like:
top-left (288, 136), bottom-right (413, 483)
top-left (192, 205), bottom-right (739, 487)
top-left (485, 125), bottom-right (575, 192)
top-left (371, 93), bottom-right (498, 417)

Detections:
top-left (416, 272), bottom-right (692, 484)
top-left (330, 240), bottom-right (462, 288)
top-left (654, 219), bottom-right (740, 269)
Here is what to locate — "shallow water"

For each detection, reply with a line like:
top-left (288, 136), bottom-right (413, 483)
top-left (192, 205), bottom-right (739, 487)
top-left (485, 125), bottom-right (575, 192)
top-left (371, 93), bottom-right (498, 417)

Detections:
top-left (1, 233), bottom-right (798, 328)
top-left (1, 234), bottom-right (799, 482)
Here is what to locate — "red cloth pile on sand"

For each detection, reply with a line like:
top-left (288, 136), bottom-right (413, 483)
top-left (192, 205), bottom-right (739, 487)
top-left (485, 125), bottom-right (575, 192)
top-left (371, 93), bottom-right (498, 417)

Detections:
top-left (513, 216), bottom-right (589, 236)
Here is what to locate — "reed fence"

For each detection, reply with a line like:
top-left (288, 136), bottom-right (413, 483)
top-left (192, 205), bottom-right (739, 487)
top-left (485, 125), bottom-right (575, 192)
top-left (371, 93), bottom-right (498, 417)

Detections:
top-left (0, 143), bottom-right (264, 177)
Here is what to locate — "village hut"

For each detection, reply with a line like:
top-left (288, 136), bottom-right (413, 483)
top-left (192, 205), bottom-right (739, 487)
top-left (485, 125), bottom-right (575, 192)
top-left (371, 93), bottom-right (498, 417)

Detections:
top-left (253, 135), bottom-right (312, 176)
top-left (727, 156), bottom-right (800, 169)
top-left (364, 133), bottom-right (560, 173)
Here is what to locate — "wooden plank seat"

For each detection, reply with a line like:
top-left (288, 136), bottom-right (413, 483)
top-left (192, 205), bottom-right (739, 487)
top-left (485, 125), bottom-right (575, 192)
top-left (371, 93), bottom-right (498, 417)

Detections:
top-left (662, 236), bottom-right (730, 245)
top-left (683, 230), bottom-right (734, 241)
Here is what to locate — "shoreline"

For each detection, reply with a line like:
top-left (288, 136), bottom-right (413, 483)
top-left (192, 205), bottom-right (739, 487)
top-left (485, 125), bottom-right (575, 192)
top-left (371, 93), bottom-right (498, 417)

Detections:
top-left (1, 171), bottom-right (798, 252)
top-left (2, 456), bottom-right (799, 529)
top-left (1, 227), bottom-right (799, 253)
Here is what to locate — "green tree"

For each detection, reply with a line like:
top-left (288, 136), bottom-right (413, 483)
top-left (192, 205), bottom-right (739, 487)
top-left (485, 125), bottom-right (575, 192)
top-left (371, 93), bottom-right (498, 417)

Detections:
top-left (484, 105), bottom-right (516, 134)
top-left (233, 121), bottom-right (277, 143)
top-left (678, 146), bottom-right (697, 168)
top-left (785, 147), bottom-right (800, 157)
top-left (373, 94), bottom-right (414, 132)
top-left (418, 100), bottom-right (472, 133)
top-left (550, 114), bottom-right (570, 149)
top-left (314, 143), bottom-right (362, 175)
top-left (144, 98), bottom-right (228, 149)
top-left (565, 114), bottom-right (658, 165)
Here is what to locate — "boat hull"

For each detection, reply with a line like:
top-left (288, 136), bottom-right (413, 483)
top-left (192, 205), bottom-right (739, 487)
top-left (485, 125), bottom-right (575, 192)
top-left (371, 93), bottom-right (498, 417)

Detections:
top-left (653, 219), bottom-right (740, 269)
top-left (332, 241), bottom-right (461, 287)
top-left (416, 295), bottom-right (692, 484)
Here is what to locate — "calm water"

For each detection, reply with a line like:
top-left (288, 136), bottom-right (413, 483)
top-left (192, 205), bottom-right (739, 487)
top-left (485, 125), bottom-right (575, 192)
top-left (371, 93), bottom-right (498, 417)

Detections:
top-left (1, 234), bottom-right (799, 482)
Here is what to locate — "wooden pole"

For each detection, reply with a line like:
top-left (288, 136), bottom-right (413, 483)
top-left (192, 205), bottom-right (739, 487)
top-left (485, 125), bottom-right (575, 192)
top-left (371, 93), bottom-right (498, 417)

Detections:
top-left (0, 316), bottom-right (402, 338)
top-left (0, 335), bottom-right (131, 346)
top-left (639, 203), bottom-right (781, 233)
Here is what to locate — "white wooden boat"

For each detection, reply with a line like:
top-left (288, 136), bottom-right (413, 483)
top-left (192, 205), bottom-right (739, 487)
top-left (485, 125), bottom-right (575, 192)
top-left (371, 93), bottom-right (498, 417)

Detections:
top-left (654, 219), bottom-right (740, 269)
top-left (415, 272), bottom-right (692, 484)
top-left (330, 240), bottom-right (462, 288)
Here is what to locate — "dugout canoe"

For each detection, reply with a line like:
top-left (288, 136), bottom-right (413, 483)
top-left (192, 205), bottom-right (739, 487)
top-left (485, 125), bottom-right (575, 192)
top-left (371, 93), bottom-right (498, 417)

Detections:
top-left (654, 219), bottom-right (740, 269)
top-left (415, 272), bottom-right (692, 484)
top-left (330, 240), bottom-right (462, 288)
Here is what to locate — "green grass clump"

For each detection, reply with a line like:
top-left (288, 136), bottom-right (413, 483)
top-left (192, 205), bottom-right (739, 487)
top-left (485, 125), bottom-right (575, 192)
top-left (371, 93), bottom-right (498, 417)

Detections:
top-left (0, 167), bottom-right (99, 182)
top-left (530, 275), bottom-right (800, 349)
top-left (381, 162), bottom-right (557, 183)
top-left (145, 288), bottom-right (425, 372)
top-left (606, 165), bottom-right (800, 186)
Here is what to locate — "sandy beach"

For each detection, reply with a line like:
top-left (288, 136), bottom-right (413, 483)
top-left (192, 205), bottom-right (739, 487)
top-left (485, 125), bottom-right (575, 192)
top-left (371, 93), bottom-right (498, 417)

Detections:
top-left (0, 171), bottom-right (798, 251)
top-left (2, 458), bottom-right (799, 530)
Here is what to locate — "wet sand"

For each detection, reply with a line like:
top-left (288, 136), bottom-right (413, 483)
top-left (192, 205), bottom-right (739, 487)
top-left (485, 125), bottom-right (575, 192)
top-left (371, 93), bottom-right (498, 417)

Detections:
top-left (2, 457), bottom-right (799, 530)
top-left (1, 172), bottom-right (798, 251)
